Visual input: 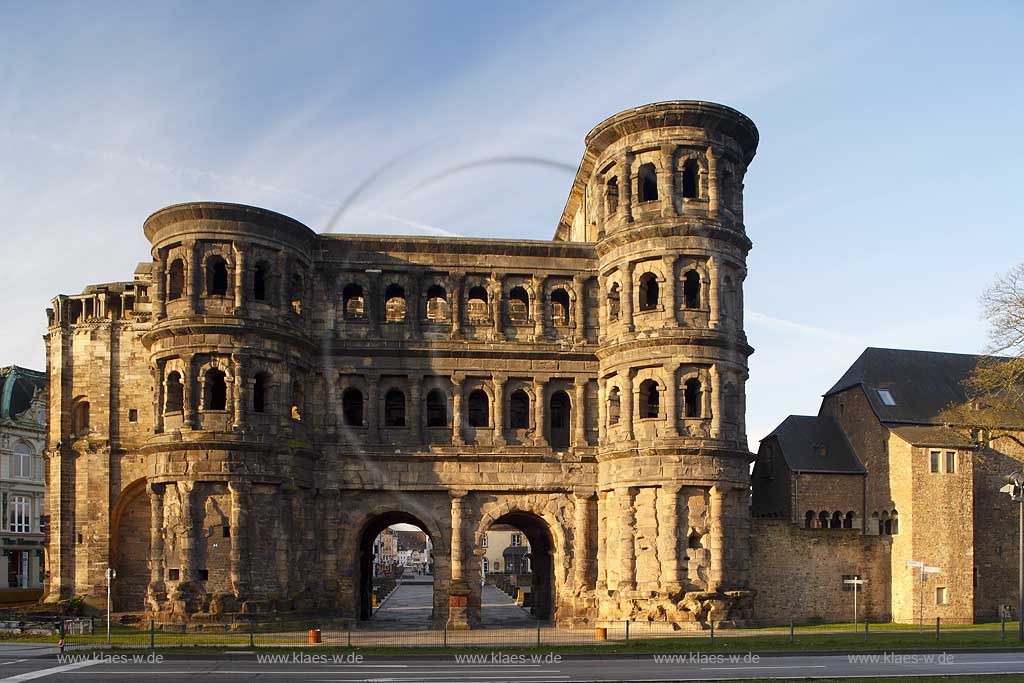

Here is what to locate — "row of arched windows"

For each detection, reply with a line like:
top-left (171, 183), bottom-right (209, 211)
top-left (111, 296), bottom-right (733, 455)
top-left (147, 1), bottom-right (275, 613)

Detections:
top-left (605, 159), bottom-right (701, 215)
top-left (874, 510), bottom-right (900, 535)
top-left (805, 510), bottom-right (856, 529)
top-left (165, 257), bottom-right (302, 311)
top-left (607, 270), bottom-right (703, 321)
top-left (607, 378), bottom-right (704, 424)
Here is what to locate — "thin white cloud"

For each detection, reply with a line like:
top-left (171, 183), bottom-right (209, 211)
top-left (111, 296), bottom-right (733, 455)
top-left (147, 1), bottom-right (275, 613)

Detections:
top-left (746, 310), bottom-right (862, 344)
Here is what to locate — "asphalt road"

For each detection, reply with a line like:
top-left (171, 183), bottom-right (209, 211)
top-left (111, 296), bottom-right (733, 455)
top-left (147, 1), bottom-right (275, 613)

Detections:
top-left (2, 650), bottom-right (1024, 682)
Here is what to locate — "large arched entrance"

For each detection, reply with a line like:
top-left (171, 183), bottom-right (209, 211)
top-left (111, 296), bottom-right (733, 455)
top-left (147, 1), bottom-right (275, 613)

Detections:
top-left (357, 511), bottom-right (436, 626)
top-left (480, 511), bottom-right (555, 625)
top-left (110, 480), bottom-right (150, 612)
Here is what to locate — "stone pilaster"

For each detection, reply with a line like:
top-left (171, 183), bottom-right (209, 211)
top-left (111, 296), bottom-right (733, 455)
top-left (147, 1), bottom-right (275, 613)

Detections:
top-left (708, 255), bottom-right (720, 329)
top-left (622, 369), bottom-right (635, 441)
top-left (228, 480), bottom-right (250, 600)
top-left (660, 143), bottom-right (676, 217)
top-left (491, 273), bottom-right (503, 340)
top-left (706, 146), bottom-right (718, 217)
top-left (710, 364), bottom-right (722, 439)
top-left (597, 377), bottom-right (607, 444)
top-left (450, 272), bottom-right (463, 338)
top-left (146, 483), bottom-right (166, 609)
top-left (533, 378), bottom-right (546, 447)
top-left (153, 251), bottom-right (166, 320)
top-left (658, 484), bottom-right (683, 595)
top-left (233, 241), bottom-right (246, 313)
top-left (573, 275), bottom-right (586, 343)
top-left (188, 240), bottom-right (200, 315)
top-left (447, 490), bottom-right (471, 629)
top-left (595, 491), bottom-right (608, 592)
top-left (409, 374), bottom-right (423, 444)
top-left (574, 379), bottom-right (587, 446)
top-left (622, 261), bottom-right (635, 332)
top-left (573, 491), bottom-right (593, 588)
top-left (663, 363), bottom-right (679, 438)
top-left (708, 485), bottom-right (724, 593)
top-left (617, 487), bottom-right (636, 591)
top-left (664, 254), bottom-right (678, 325)
top-left (621, 152), bottom-right (634, 223)
top-left (532, 275), bottom-right (545, 340)
top-left (368, 270), bottom-right (382, 338)
top-left (451, 375), bottom-right (464, 446)
top-left (492, 375), bottom-right (506, 446)
top-left (408, 276), bottom-right (421, 339)
top-left (366, 373), bottom-right (380, 445)
top-left (231, 353), bottom-right (245, 432)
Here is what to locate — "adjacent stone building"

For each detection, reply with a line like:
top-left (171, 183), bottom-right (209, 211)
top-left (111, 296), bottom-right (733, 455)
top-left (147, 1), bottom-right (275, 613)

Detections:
top-left (44, 100), bottom-right (758, 626)
top-left (0, 366), bottom-right (47, 592)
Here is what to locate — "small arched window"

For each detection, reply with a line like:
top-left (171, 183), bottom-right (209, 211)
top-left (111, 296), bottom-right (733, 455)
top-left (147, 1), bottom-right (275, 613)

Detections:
top-left (683, 270), bottom-right (701, 309)
top-left (805, 511), bottom-right (815, 529)
top-left (682, 159), bottom-right (699, 199)
top-left (167, 260), bottom-right (185, 301)
top-left (343, 284), bottom-right (365, 320)
top-left (291, 380), bottom-right (303, 420)
top-left (639, 273), bottom-right (659, 311)
top-left (384, 389), bottom-right (406, 427)
top-left (253, 262), bottom-right (270, 302)
top-left (206, 256), bottom-right (229, 296)
top-left (819, 511), bottom-right (830, 529)
top-left (426, 389), bottom-right (447, 427)
top-left (684, 379), bottom-right (702, 418)
top-left (890, 510), bottom-right (899, 535)
top-left (549, 390), bottom-right (571, 449)
top-left (638, 163), bottom-right (658, 202)
top-left (426, 285), bottom-right (448, 321)
top-left (73, 400), bottom-right (90, 437)
top-left (165, 372), bottom-right (184, 413)
top-left (466, 286), bottom-right (488, 323)
top-left (289, 271), bottom-right (304, 315)
top-left (508, 287), bottom-right (529, 322)
top-left (467, 390), bottom-right (489, 427)
top-left (385, 284), bottom-right (406, 322)
top-left (844, 511), bottom-right (855, 529)
top-left (831, 511), bottom-right (842, 529)
top-left (607, 284), bottom-right (621, 322)
top-left (509, 390), bottom-right (530, 429)
top-left (606, 176), bottom-right (619, 215)
top-left (607, 387), bottom-right (621, 425)
top-left (204, 368), bottom-right (227, 411)
top-left (688, 530), bottom-right (702, 549)
top-left (550, 289), bottom-right (570, 326)
top-left (342, 388), bottom-right (364, 426)
top-left (639, 379), bottom-right (659, 419)
top-left (253, 372), bottom-right (269, 414)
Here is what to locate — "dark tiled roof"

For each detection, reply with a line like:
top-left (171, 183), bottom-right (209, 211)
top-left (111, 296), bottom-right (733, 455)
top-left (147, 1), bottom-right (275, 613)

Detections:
top-left (0, 366), bottom-right (46, 420)
top-left (765, 415), bottom-right (865, 474)
top-left (825, 347), bottom-right (988, 425)
top-left (889, 425), bottom-right (973, 448)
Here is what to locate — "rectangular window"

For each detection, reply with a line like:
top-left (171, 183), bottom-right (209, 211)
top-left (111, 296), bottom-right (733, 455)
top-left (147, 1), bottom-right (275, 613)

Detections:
top-left (199, 569), bottom-right (209, 581)
top-left (167, 568), bottom-right (180, 581)
top-left (936, 586), bottom-right (947, 605)
top-left (128, 409), bottom-right (138, 423)
top-left (930, 451), bottom-right (940, 473)
top-left (945, 451), bottom-right (956, 473)
top-left (511, 533), bottom-right (522, 547)
top-left (9, 496), bottom-right (30, 533)
top-left (482, 535), bottom-right (488, 548)
top-left (12, 450), bottom-right (31, 479)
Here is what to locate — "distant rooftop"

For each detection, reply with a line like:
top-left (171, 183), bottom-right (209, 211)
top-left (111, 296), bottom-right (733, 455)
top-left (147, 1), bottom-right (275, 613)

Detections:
top-left (0, 366), bottom-right (46, 420)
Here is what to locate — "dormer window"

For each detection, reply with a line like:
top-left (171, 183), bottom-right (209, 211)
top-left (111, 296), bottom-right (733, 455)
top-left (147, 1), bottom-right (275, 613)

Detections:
top-left (877, 389), bottom-right (896, 406)
top-left (815, 444), bottom-right (828, 458)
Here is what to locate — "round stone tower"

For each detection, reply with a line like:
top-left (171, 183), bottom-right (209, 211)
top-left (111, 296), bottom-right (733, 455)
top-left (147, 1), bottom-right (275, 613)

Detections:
top-left (142, 203), bottom-right (319, 618)
top-left (585, 102), bottom-right (758, 624)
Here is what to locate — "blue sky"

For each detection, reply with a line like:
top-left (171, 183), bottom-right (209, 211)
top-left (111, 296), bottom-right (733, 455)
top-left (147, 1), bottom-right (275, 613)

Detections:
top-left (1, 0), bottom-right (1021, 447)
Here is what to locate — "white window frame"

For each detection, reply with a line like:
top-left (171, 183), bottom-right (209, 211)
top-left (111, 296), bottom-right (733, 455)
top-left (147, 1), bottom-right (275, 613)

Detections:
top-left (11, 444), bottom-right (32, 480)
top-left (9, 495), bottom-right (30, 534)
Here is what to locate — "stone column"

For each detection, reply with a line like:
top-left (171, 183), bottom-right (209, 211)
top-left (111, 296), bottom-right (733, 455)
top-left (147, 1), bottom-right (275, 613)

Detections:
top-left (182, 355), bottom-right (195, 429)
top-left (621, 153), bottom-right (634, 223)
top-left (706, 147), bottom-right (719, 217)
top-left (369, 270), bottom-right (382, 338)
top-left (408, 277), bottom-right (421, 339)
top-left (597, 377), bottom-right (607, 444)
top-left (451, 376), bottom-right (464, 446)
top-left (573, 491), bottom-right (593, 588)
top-left (228, 480), bottom-right (250, 600)
top-left (178, 481), bottom-right (197, 590)
top-left (147, 483), bottom-right (166, 606)
top-left (409, 374), bottom-right (423, 444)
top-left (366, 373), bottom-right (380, 445)
top-left (492, 375), bottom-right (506, 446)
top-left (664, 254), bottom-right (678, 325)
top-left (708, 256), bottom-right (720, 329)
top-left (623, 369), bottom-right (635, 441)
top-left (491, 274), bottom-right (503, 340)
top-left (187, 240), bottom-right (200, 315)
top-left (448, 490), bottom-right (471, 628)
top-left (231, 353), bottom-right (245, 432)
top-left (658, 484), bottom-right (683, 594)
top-left (533, 378), bottom-right (546, 447)
top-left (622, 261), bottom-right (635, 332)
top-left (152, 362), bottom-right (164, 434)
top-left (617, 487), bottom-right (636, 591)
top-left (574, 379), bottom-right (587, 446)
top-left (233, 242), bottom-right (246, 313)
top-left (660, 144), bottom-right (676, 217)
top-left (595, 491), bottom-right (608, 591)
top-left (277, 250), bottom-right (289, 310)
top-left (450, 273), bottom-right (463, 338)
top-left (708, 486), bottom-right (725, 593)
top-left (153, 251), bottom-right (167, 320)
top-left (663, 363), bottom-right (679, 438)
top-left (532, 275), bottom-right (545, 340)
top-left (573, 275), bottom-right (586, 343)
top-left (710, 364), bottom-right (722, 439)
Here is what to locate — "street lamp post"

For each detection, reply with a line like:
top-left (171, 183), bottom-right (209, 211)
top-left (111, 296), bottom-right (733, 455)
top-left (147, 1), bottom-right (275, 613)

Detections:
top-left (844, 576), bottom-right (866, 629)
top-left (906, 561), bottom-right (940, 631)
top-left (1000, 472), bottom-right (1024, 641)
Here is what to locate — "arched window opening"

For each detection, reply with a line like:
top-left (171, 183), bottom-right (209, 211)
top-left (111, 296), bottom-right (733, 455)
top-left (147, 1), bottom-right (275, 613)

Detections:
top-left (890, 510), bottom-right (899, 535)
top-left (289, 272), bottom-right (304, 315)
top-left (167, 260), bottom-right (185, 301)
top-left (291, 380), bottom-right (303, 420)
top-left (606, 176), bottom-right (619, 214)
top-left (384, 389), bottom-right (406, 427)
top-left (550, 289), bottom-right (570, 326)
top-left (682, 159), bottom-right (699, 199)
top-left (165, 372), bottom-right (184, 413)
top-left (844, 511), bottom-right (855, 529)
top-left (253, 262), bottom-right (270, 302)
top-left (831, 511), bottom-right (842, 529)
top-left (343, 284), bottom-right (365, 320)
top-left (206, 256), bottom-right (229, 296)
top-left (466, 286), bottom-right (488, 323)
top-left (880, 511), bottom-right (891, 536)
top-left (384, 284), bottom-right (406, 322)
top-left (426, 389), bottom-right (447, 427)
top-left (684, 379), bottom-right (702, 418)
top-left (426, 285), bottom-right (448, 321)
top-left (342, 388), bottom-right (364, 426)
top-left (467, 390), bottom-right (489, 428)
top-left (204, 369), bottom-right (227, 411)
top-left (549, 390), bottom-right (571, 449)
top-left (805, 511), bottom-right (815, 529)
top-left (639, 379), bottom-right (659, 419)
top-left (683, 270), bottom-right (701, 309)
top-left (638, 163), bottom-right (658, 202)
top-left (688, 530), bottom-right (703, 549)
top-left (639, 273), bottom-right (659, 311)
top-left (508, 287), bottom-right (529, 322)
top-left (608, 387), bottom-right (621, 425)
top-left (509, 390), bottom-right (530, 429)
top-left (607, 284), bottom-right (621, 322)
top-left (73, 400), bottom-right (90, 437)
top-left (253, 372), bottom-right (269, 414)
top-left (818, 511), bottom-right (830, 529)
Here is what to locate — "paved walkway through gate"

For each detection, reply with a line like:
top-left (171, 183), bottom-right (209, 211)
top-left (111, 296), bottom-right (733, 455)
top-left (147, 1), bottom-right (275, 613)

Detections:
top-left (369, 578), bottom-right (535, 629)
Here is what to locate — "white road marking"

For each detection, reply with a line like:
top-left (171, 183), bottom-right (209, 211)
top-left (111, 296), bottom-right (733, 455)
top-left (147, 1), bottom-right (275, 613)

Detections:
top-left (0, 659), bottom-right (100, 681)
top-left (702, 664), bottom-right (827, 671)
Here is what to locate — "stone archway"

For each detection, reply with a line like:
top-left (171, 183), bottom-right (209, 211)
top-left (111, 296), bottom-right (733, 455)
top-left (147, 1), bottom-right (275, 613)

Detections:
top-left (356, 511), bottom-right (437, 623)
top-left (110, 479), bottom-right (150, 612)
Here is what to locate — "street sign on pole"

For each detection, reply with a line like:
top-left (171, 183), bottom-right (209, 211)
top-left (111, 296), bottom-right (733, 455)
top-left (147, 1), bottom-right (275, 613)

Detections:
top-left (906, 561), bottom-right (938, 631)
top-left (106, 567), bottom-right (116, 644)
top-left (844, 577), bottom-right (866, 628)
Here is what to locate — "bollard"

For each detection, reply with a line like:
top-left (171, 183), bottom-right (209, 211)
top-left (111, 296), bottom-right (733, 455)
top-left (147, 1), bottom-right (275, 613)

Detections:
top-left (789, 621), bottom-right (794, 643)
top-left (309, 628), bottom-right (322, 644)
top-left (936, 616), bottom-right (940, 641)
top-left (595, 626), bottom-right (607, 641)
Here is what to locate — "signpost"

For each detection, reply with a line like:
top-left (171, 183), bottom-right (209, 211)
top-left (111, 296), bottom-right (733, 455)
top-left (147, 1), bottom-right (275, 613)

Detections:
top-left (105, 567), bottom-right (116, 644)
top-left (844, 576), bottom-right (866, 628)
top-left (906, 560), bottom-right (939, 631)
